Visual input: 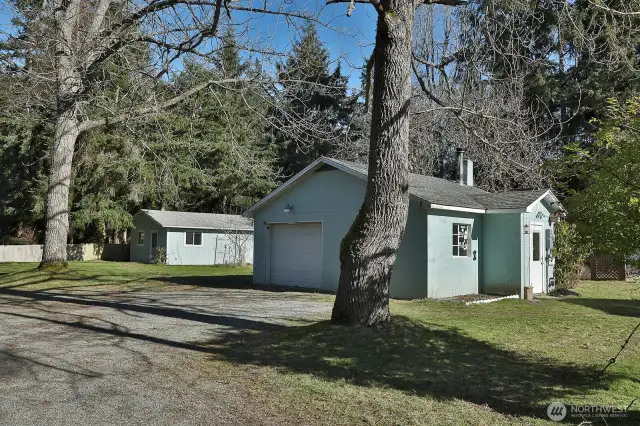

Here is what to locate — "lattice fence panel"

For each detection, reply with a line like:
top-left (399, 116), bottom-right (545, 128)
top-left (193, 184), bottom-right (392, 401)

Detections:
top-left (590, 255), bottom-right (626, 281)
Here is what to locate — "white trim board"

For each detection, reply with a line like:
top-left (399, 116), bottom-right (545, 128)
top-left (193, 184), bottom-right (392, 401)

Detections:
top-left (429, 204), bottom-right (485, 214)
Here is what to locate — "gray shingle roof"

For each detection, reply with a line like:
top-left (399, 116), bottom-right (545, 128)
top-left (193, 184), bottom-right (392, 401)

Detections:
top-left (330, 158), bottom-right (491, 210)
top-left (471, 189), bottom-right (550, 210)
top-left (140, 210), bottom-right (253, 230)
top-left (328, 158), bottom-right (551, 211)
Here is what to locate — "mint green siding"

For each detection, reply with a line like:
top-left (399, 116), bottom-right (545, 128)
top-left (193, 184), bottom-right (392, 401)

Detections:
top-left (480, 200), bottom-right (555, 296)
top-left (391, 201), bottom-right (429, 298)
top-left (131, 213), bottom-right (253, 265)
top-left (426, 210), bottom-right (481, 298)
top-left (130, 214), bottom-right (166, 263)
top-left (252, 169), bottom-right (429, 298)
top-left (253, 169), bottom-right (362, 292)
top-left (250, 167), bottom-right (556, 299)
top-left (481, 213), bottom-right (521, 295)
top-left (165, 229), bottom-right (254, 265)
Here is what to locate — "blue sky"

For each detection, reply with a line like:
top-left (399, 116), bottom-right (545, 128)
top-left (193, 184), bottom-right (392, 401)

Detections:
top-left (0, 1), bottom-right (377, 89)
top-left (234, 1), bottom-right (378, 89)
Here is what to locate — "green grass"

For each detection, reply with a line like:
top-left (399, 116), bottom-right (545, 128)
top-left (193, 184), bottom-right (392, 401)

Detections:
top-left (205, 281), bottom-right (640, 425)
top-left (1, 262), bottom-right (638, 424)
top-left (0, 261), bottom-right (253, 292)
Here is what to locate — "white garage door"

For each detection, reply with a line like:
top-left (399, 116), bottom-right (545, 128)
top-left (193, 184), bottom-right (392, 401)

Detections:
top-left (270, 223), bottom-right (322, 288)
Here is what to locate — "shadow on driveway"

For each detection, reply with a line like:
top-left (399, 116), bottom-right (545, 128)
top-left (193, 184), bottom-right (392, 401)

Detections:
top-left (153, 275), bottom-right (334, 296)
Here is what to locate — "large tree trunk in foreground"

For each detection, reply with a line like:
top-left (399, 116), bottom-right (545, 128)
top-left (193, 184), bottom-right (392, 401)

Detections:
top-left (331, 0), bottom-right (414, 325)
top-left (40, 1), bottom-right (81, 269)
top-left (40, 108), bottom-right (79, 268)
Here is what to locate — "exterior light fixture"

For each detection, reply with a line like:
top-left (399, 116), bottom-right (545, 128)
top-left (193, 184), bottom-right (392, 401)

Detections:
top-left (523, 224), bottom-right (530, 234)
top-left (284, 204), bottom-right (293, 214)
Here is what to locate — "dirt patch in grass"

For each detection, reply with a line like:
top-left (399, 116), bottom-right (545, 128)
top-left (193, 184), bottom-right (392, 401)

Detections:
top-left (548, 289), bottom-right (581, 297)
top-left (442, 293), bottom-right (503, 303)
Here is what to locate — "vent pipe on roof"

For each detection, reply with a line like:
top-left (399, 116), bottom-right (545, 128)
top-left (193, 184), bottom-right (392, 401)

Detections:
top-left (456, 147), bottom-right (474, 186)
top-left (466, 159), bottom-right (474, 187)
top-left (456, 148), bottom-right (465, 186)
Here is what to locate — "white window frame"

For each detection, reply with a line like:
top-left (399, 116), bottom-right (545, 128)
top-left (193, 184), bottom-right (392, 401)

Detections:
top-left (137, 231), bottom-right (145, 246)
top-left (184, 231), bottom-right (203, 247)
top-left (452, 223), bottom-right (471, 258)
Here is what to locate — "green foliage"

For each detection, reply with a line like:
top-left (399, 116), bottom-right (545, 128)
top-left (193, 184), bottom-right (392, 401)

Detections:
top-left (552, 221), bottom-right (590, 289)
top-left (272, 23), bottom-right (356, 176)
top-left (151, 247), bottom-right (167, 265)
top-left (552, 97), bottom-right (640, 260)
top-left (0, 73), bottom-right (50, 241)
top-left (467, 0), bottom-right (640, 146)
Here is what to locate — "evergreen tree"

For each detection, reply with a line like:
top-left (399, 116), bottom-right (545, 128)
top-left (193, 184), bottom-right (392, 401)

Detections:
top-left (464, 0), bottom-right (640, 146)
top-left (131, 30), bottom-right (278, 214)
top-left (273, 23), bottom-right (353, 176)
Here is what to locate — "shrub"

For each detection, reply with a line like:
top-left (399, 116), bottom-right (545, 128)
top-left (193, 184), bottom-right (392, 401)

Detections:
top-left (152, 247), bottom-right (167, 265)
top-left (553, 222), bottom-right (590, 289)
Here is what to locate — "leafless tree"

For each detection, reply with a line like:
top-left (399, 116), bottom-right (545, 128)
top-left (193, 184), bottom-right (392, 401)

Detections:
top-left (327, 0), bottom-right (640, 325)
top-left (221, 218), bottom-right (253, 266)
top-left (409, 3), bottom-right (556, 190)
top-left (0, 0), bottom-right (346, 268)
top-left (328, 0), bottom-right (469, 325)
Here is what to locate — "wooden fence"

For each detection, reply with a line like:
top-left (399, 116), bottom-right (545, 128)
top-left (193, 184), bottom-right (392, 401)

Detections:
top-left (0, 244), bottom-right (129, 263)
top-left (590, 254), bottom-right (626, 281)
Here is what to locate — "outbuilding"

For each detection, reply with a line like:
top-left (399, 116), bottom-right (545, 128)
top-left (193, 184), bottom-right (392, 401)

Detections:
top-left (244, 156), bottom-right (563, 299)
top-left (130, 210), bottom-right (253, 265)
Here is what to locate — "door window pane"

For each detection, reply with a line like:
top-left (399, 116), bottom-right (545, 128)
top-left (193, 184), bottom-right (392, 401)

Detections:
top-left (151, 232), bottom-right (158, 248)
top-left (532, 232), bottom-right (541, 261)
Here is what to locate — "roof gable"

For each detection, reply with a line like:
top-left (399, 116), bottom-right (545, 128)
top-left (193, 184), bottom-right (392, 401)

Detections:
top-left (244, 157), bottom-right (561, 216)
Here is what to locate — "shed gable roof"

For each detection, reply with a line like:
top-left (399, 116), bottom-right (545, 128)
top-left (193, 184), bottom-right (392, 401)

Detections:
top-left (138, 210), bottom-right (253, 230)
top-left (244, 157), bottom-right (561, 215)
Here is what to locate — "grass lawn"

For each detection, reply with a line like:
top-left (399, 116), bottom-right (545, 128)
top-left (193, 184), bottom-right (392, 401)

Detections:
top-left (0, 261), bottom-right (253, 292)
top-left (0, 262), bottom-right (638, 424)
top-left (205, 281), bottom-right (640, 425)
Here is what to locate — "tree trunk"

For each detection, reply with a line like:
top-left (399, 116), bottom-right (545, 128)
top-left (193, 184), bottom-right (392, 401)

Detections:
top-left (40, 108), bottom-right (79, 268)
top-left (40, 2), bottom-right (81, 269)
top-left (331, 0), bottom-right (414, 325)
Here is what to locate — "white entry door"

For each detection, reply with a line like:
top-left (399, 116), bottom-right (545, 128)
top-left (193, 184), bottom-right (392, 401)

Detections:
top-left (530, 224), bottom-right (545, 293)
top-left (270, 223), bottom-right (322, 288)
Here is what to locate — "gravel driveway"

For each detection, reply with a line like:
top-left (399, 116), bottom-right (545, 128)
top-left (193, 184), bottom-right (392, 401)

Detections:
top-left (0, 286), bottom-right (331, 425)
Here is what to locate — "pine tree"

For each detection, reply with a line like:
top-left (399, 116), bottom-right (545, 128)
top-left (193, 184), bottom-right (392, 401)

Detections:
top-left (273, 23), bottom-right (352, 176)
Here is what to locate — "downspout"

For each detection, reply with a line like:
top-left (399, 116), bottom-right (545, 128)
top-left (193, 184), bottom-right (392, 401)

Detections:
top-left (214, 234), bottom-right (219, 265)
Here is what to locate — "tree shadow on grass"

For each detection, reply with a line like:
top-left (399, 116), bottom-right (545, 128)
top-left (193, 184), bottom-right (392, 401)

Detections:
top-left (559, 298), bottom-right (640, 318)
top-left (207, 317), bottom-right (636, 420)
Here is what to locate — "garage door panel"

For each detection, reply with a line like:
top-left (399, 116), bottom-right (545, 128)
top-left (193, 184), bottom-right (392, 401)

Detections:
top-left (270, 223), bottom-right (322, 288)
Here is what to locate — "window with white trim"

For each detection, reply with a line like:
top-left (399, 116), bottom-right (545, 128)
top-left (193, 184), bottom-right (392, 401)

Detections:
top-left (137, 231), bottom-right (144, 246)
top-left (452, 224), bottom-right (470, 257)
top-left (185, 231), bottom-right (203, 246)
